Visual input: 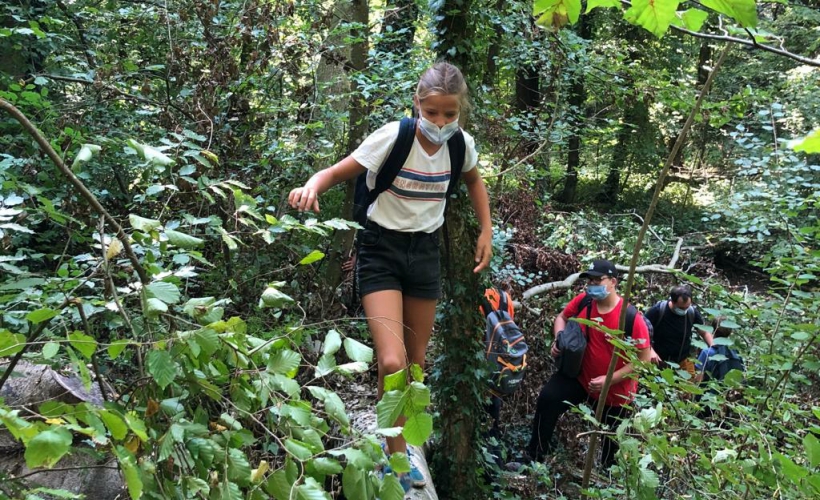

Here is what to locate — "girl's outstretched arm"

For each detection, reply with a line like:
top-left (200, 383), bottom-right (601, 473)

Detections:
top-left (289, 156), bottom-right (366, 212)
top-left (462, 168), bottom-right (492, 273)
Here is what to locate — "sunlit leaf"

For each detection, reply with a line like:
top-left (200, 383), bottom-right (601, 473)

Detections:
top-left (700, 0), bottom-right (757, 28)
top-left (147, 350), bottom-right (177, 389)
top-left (343, 337), bottom-right (373, 363)
top-left (165, 229), bottom-right (204, 249)
top-left (68, 331), bottom-right (97, 359)
top-left (533, 0), bottom-right (582, 29)
top-left (402, 413), bottom-right (433, 446)
top-left (71, 143), bottom-right (101, 170)
top-left (323, 330), bottom-right (342, 356)
top-left (24, 427), bottom-right (73, 468)
top-left (789, 128), bottom-right (820, 154)
top-left (624, 0), bottom-right (680, 38)
top-left (299, 250), bottom-right (325, 265)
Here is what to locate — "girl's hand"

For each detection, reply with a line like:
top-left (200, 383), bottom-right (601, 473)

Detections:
top-left (288, 187), bottom-right (320, 213)
top-left (588, 375), bottom-right (607, 393)
top-left (472, 230), bottom-right (492, 273)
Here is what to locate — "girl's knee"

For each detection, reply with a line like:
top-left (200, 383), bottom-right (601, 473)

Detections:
top-left (378, 355), bottom-right (407, 377)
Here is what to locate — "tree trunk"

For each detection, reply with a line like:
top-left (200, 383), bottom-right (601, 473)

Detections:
top-left (430, 3), bottom-right (484, 498)
top-left (557, 16), bottom-right (591, 204)
top-left (323, 0), bottom-right (370, 293)
top-left (482, 0), bottom-right (505, 88)
top-left (431, 196), bottom-right (485, 500)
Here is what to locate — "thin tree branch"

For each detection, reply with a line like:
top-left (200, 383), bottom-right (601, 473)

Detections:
top-left (580, 45), bottom-right (732, 495)
top-left (0, 98), bottom-right (149, 285)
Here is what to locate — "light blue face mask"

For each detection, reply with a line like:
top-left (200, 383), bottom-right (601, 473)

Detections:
top-left (418, 111), bottom-right (460, 145)
top-left (672, 306), bottom-right (689, 316)
top-left (586, 285), bottom-right (610, 301)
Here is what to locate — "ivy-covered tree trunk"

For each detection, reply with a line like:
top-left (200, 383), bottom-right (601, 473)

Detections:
top-left (431, 195), bottom-right (485, 500)
top-left (324, 0), bottom-right (370, 293)
top-left (377, 0), bottom-right (418, 54)
top-left (434, 0), bottom-right (476, 78)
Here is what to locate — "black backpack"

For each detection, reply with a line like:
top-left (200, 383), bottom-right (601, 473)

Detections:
top-left (703, 345), bottom-right (745, 382)
top-left (481, 288), bottom-right (528, 395)
top-left (351, 116), bottom-right (466, 227)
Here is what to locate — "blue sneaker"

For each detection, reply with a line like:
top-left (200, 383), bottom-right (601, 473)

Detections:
top-left (406, 448), bottom-right (426, 488)
top-left (382, 465), bottom-right (412, 493)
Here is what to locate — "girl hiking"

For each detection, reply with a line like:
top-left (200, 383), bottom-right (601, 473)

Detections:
top-left (288, 62), bottom-right (492, 491)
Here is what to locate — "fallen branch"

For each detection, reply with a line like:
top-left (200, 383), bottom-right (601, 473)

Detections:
top-left (521, 237), bottom-right (683, 300)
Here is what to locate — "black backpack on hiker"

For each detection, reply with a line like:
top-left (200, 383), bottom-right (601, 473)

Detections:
top-left (557, 294), bottom-right (651, 378)
top-left (351, 116), bottom-right (466, 227)
top-left (481, 288), bottom-right (528, 395)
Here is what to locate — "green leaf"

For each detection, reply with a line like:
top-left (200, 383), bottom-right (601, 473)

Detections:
top-left (335, 361), bottom-right (369, 375)
top-left (0, 331), bottom-right (26, 357)
top-left (383, 369), bottom-right (407, 392)
top-left (266, 470), bottom-right (295, 500)
top-left (297, 477), bottom-right (332, 500)
top-left (71, 143), bottom-right (101, 170)
top-left (323, 330), bottom-right (342, 356)
top-left (342, 464), bottom-right (368, 500)
top-left (194, 328), bottom-right (220, 356)
top-left (100, 410), bottom-right (128, 440)
top-left (680, 9), bottom-right (709, 32)
top-left (387, 451), bottom-right (411, 474)
top-left (269, 349), bottom-right (301, 375)
top-left (379, 473), bottom-right (405, 500)
top-left (409, 363), bottom-right (424, 383)
top-left (308, 457), bottom-right (343, 476)
top-left (406, 382), bottom-right (431, 415)
top-left (343, 337), bottom-right (373, 363)
top-left (376, 390), bottom-right (408, 429)
top-left (147, 350), bottom-right (177, 389)
top-left (146, 281), bottom-right (181, 304)
top-left (700, 0), bottom-right (757, 28)
top-left (533, 0), bottom-right (582, 28)
top-left (299, 250), bottom-right (325, 265)
top-left (129, 214), bottom-right (161, 232)
top-left (624, 0), bottom-right (680, 38)
top-left (306, 386), bottom-right (350, 428)
top-left (790, 128), bottom-right (820, 154)
top-left (586, 0), bottom-right (620, 13)
top-left (108, 339), bottom-right (130, 359)
top-left (259, 283), bottom-right (295, 309)
top-left (145, 297), bottom-right (168, 316)
top-left (284, 438), bottom-right (314, 461)
top-left (24, 427), bottom-right (73, 468)
top-left (165, 229), bottom-right (204, 249)
top-left (227, 448), bottom-right (252, 486)
top-left (42, 341), bottom-right (60, 359)
top-left (315, 353), bottom-right (336, 377)
top-left (805, 433), bottom-right (820, 468)
top-left (128, 138), bottom-right (174, 166)
top-left (402, 413), bottom-right (433, 446)
top-left (68, 331), bottom-right (97, 359)
top-left (115, 446), bottom-right (144, 500)
top-left (26, 308), bottom-right (58, 324)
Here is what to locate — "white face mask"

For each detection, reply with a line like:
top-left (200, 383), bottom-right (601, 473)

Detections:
top-left (418, 111), bottom-right (460, 145)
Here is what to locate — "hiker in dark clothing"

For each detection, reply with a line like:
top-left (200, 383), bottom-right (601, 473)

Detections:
top-left (646, 285), bottom-right (713, 377)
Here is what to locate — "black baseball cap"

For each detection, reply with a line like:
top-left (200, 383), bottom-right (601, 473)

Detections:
top-left (580, 259), bottom-right (618, 279)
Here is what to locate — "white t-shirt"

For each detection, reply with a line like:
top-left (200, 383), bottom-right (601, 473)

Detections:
top-left (351, 121), bottom-right (478, 233)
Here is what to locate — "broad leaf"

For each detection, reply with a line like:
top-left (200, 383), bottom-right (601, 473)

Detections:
top-left (100, 410), bottom-right (128, 440)
top-left (299, 250), bottom-right (325, 265)
top-left (115, 446), bottom-right (144, 500)
top-left (68, 331), bottom-right (97, 359)
top-left (343, 337), bottom-right (373, 363)
top-left (383, 369), bottom-right (407, 392)
top-left (790, 128), bottom-right (820, 154)
top-left (323, 330), bottom-right (342, 356)
top-left (533, 0), bottom-right (582, 29)
top-left (376, 390), bottom-right (408, 429)
top-left (402, 413), bottom-right (433, 446)
top-left (146, 281), bottom-right (181, 304)
top-left (108, 339), bottom-right (130, 359)
top-left (624, 0), bottom-right (680, 38)
top-left (24, 427), bottom-right (73, 468)
top-left (26, 308), bottom-right (58, 324)
top-left (700, 0), bottom-right (757, 28)
top-left (379, 473), bottom-right (405, 500)
top-left (129, 214), bottom-right (161, 232)
top-left (680, 9), bottom-right (709, 32)
top-left (342, 464), bottom-right (367, 500)
top-left (805, 433), bottom-right (820, 468)
top-left (165, 229), bottom-right (204, 249)
top-left (269, 349), bottom-right (301, 375)
top-left (72, 143), bottom-right (101, 169)
top-left (128, 138), bottom-right (174, 166)
top-left (0, 331), bottom-right (26, 357)
top-left (308, 457), bottom-right (343, 476)
top-left (306, 386), bottom-right (350, 428)
top-left (227, 448), bottom-right (252, 486)
top-left (284, 438), bottom-right (314, 461)
top-left (42, 341), bottom-right (60, 359)
top-left (147, 350), bottom-right (177, 389)
top-left (259, 283), bottom-right (295, 309)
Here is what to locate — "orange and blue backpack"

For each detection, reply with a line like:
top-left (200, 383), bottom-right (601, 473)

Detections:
top-left (481, 287), bottom-right (528, 395)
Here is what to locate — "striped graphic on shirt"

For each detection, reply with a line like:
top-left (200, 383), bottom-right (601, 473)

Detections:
top-left (387, 167), bottom-right (449, 202)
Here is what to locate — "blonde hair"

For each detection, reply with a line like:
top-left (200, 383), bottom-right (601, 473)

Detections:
top-left (415, 62), bottom-right (471, 118)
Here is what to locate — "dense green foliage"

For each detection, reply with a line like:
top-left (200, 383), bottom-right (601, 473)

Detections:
top-left (1, 0), bottom-right (818, 499)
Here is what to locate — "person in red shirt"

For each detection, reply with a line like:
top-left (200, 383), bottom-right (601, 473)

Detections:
top-left (527, 259), bottom-right (651, 467)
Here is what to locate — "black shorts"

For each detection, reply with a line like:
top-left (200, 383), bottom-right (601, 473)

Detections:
top-left (356, 221), bottom-right (441, 300)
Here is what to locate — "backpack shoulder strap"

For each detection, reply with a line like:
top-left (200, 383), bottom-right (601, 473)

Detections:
top-left (625, 303), bottom-right (638, 339)
top-left (367, 117), bottom-right (417, 206)
top-left (480, 295), bottom-right (495, 318)
top-left (656, 300), bottom-right (668, 324)
top-left (445, 129), bottom-right (466, 200)
top-left (495, 287), bottom-right (508, 313)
